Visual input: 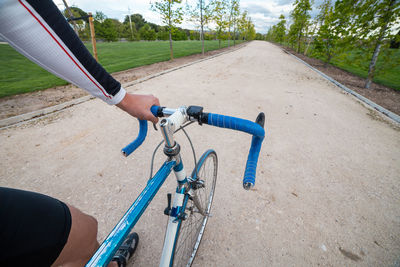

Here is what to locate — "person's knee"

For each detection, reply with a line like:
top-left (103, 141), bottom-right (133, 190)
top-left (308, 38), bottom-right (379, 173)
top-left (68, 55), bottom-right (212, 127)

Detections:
top-left (69, 205), bottom-right (99, 252)
top-left (85, 214), bottom-right (99, 252)
top-left (53, 205), bottom-right (100, 266)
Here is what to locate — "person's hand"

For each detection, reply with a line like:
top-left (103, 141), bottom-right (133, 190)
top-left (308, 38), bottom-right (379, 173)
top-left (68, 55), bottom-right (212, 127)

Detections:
top-left (116, 93), bottom-right (160, 124)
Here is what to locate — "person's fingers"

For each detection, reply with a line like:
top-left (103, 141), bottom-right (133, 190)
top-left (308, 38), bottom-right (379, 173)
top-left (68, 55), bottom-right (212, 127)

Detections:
top-left (116, 93), bottom-right (160, 123)
top-left (148, 95), bottom-right (160, 123)
top-left (148, 112), bottom-right (158, 124)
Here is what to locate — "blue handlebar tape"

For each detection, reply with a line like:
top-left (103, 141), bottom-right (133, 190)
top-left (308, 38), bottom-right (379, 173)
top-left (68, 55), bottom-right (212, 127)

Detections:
top-left (243, 135), bottom-right (264, 187)
top-left (207, 113), bottom-right (265, 187)
top-left (151, 106), bottom-right (160, 117)
top-left (207, 113), bottom-right (265, 137)
top-left (122, 119), bottom-right (148, 157)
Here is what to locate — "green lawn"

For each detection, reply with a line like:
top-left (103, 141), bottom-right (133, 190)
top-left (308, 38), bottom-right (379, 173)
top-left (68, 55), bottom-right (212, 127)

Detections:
top-left (280, 42), bottom-right (400, 90)
top-left (329, 49), bottom-right (400, 90)
top-left (0, 40), bottom-right (243, 98)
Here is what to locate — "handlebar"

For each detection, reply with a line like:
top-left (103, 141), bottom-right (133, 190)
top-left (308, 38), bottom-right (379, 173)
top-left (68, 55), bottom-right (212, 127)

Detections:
top-left (122, 106), bottom-right (265, 190)
top-left (205, 113), bottom-right (265, 189)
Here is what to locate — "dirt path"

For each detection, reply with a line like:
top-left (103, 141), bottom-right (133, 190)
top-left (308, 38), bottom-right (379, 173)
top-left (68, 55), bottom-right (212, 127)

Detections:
top-left (1, 41), bottom-right (399, 266)
top-left (283, 46), bottom-right (400, 116)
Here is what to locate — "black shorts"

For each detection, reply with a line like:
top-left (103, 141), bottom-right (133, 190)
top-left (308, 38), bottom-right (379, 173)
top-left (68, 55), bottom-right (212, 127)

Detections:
top-left (0, 187), bottom-right (72, 267)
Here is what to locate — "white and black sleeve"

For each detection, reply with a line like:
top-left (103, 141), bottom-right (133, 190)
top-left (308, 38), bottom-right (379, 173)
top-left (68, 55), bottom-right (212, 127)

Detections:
top-left (0, 0), bottom-right (126, 105)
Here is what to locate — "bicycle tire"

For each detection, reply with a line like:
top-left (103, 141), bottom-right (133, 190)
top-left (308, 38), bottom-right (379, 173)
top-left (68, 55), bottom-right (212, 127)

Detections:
top-left (172, 149), bottom-right (218, 267)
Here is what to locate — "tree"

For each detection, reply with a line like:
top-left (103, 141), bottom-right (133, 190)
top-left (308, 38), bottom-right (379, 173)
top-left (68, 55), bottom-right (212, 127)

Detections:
top-left (266, 26), bottom-right (273, 41)
top-left (390, 30), bottom-right (400, 49)
top-left (157, 26), bottom-right (170, 40)
top-left (237, 10), bottom-right (255, 41)
top-left (124, 14), bottom-right (147, 31)
top-left (186, 0), bottom-right (212, 54)
top-left (332, 0), bottom-right (400, 88)
top-left (99, 19), bottom-right (118, 41)
top-left (189, 30), bottom-right (201, 40)
top-left (246, 17), bottom-right (256, 40)
top-left (93, 12), bottom-right (118, 42)
top-left (227, 0), bottom-right (240, 46)
top-left (122, 21), bottom-right (139, 41)
top-left (109, 18), bottom-right (124, 39)
top-left (357, 0), bottom-right (400, 88)
top-left (312, 0), bottom-right (339, 65)
top-left (211, 0), bottom-right (229, 48)
top-left (139, 24), bottom-right (157, 40)
top-left (255, 33), bottom-right (265, 40)
top-left (288, 0), bottom-right (313, 53)
top-left (237, 11), bottom-right (248, 40)
top-left (151, 0), bottom-right (184, 60)
top-left (275, 14), bottom-right (286, 44)
top-left (172, 27), bottom-right (188, 40)
top-left (230, 0), bottom-right (241, 45)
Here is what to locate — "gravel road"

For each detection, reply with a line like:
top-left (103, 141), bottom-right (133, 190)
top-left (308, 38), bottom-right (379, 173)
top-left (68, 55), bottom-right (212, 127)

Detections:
top-left (1, 41), bottom-right (400, 266)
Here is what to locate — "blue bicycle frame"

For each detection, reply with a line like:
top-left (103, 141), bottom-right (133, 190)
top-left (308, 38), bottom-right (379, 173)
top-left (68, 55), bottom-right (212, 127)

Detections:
top-left (86, 160), bottom-right (177, 266)
top-left (86, 105), bottom-right (265, 267)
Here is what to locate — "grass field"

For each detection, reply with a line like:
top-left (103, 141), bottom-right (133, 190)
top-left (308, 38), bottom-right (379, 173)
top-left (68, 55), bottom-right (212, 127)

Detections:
top-left (281, 42), bottom-right (400, 90)
top-left (0, 40), bottom-right (243, 98)
top-left (329, 49), bottom-right (400, 90)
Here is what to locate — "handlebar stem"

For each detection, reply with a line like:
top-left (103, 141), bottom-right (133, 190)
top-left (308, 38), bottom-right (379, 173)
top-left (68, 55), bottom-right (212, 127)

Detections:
top-left (160, 106), bottom-right (188, 148)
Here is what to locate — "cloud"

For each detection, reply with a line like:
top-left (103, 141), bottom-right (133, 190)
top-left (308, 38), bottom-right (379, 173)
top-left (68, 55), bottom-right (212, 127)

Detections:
top-left (246, 4), bottom-right (273, 17)
top-left (242, 0), bottom-right (293, 33)
top-left (275, 0), bottom-right (294, 5)
top-left (55, 0), bottom-right (324, 34)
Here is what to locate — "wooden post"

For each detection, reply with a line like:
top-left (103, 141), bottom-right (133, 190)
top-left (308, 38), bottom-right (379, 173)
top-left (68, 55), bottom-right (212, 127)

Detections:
top-left (88, 13), bottom-right (98, 61)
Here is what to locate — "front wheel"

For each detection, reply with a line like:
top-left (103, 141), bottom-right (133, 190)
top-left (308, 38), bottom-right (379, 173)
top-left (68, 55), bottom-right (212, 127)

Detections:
top-left (173, 149), bottom-right (218, 267)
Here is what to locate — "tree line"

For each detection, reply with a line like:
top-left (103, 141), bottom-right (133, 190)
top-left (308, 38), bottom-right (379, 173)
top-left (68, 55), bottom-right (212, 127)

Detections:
top-left (64, 0), bottom-right (256, 59)
top-left (266, 0), bottom-right (400, 89)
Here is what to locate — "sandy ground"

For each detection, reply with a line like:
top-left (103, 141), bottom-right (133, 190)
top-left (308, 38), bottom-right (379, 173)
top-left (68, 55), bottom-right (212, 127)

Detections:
top-left (283, 47), bottom-right (400, 116)
top-left (1, 41), bottom-right (400, 266)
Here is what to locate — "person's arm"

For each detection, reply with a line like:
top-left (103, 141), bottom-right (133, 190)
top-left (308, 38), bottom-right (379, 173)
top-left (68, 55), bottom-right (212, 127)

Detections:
top-left (0, 0), bottom-right (158, 122)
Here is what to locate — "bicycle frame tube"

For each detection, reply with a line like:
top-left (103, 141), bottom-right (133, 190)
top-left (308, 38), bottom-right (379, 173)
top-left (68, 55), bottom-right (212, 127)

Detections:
top-left (86, 160), bottom-right (176, 267)
top-left (160, 161), bottom-right (188, 267)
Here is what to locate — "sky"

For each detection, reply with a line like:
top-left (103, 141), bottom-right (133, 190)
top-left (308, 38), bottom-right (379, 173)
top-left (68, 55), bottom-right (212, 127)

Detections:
top-left (54, 0), bottom-right (324, 34)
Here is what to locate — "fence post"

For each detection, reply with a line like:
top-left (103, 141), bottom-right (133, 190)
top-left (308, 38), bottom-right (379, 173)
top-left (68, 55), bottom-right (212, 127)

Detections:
top-left (88, 12), bottom-right (98, 61)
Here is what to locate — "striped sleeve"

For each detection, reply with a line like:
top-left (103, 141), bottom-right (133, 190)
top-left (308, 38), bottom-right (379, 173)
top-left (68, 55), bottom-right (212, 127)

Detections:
top-left (0, 0), bottom-right (126, 105)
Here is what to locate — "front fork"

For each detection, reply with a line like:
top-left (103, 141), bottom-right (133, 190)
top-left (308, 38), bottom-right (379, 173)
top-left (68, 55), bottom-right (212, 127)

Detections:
top-left (159, 159), bottom-right (188, 267)
top-left (159, 108), bottom-right (205, 267)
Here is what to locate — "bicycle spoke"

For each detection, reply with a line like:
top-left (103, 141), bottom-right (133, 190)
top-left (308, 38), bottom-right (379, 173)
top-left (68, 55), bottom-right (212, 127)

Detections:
top-left (172, 151), bottom-right (217, 267)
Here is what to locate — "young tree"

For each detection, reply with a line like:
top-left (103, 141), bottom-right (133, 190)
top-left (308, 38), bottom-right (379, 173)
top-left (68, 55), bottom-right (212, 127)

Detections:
top-left (248, 19), bottom-right (256, 40)
top-left (151, 0), bottom-right (184, 60)
top-left (275, 14), bottom-right (286, 44)
top-left (312, 0), bottom-right (339, 64)
top-left (288, 0), bottom-right (313, 53)
top-left (358, 0), bottom-right (400, 88)
top-left (227, 0), bottom-right (240, 46)
top-left (266, 26), bottom-right (273, 41)
top-left (186, 0), bottom-right (212, 54)
top-left (237, 10), bottom-right (248, 40)
top-left (211, 0), bottom-right (229, 48)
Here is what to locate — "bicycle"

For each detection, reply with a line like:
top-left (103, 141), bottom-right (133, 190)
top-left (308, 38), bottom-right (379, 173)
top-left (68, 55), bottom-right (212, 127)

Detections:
top-left (86, 105), bottom-right (265, 267)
